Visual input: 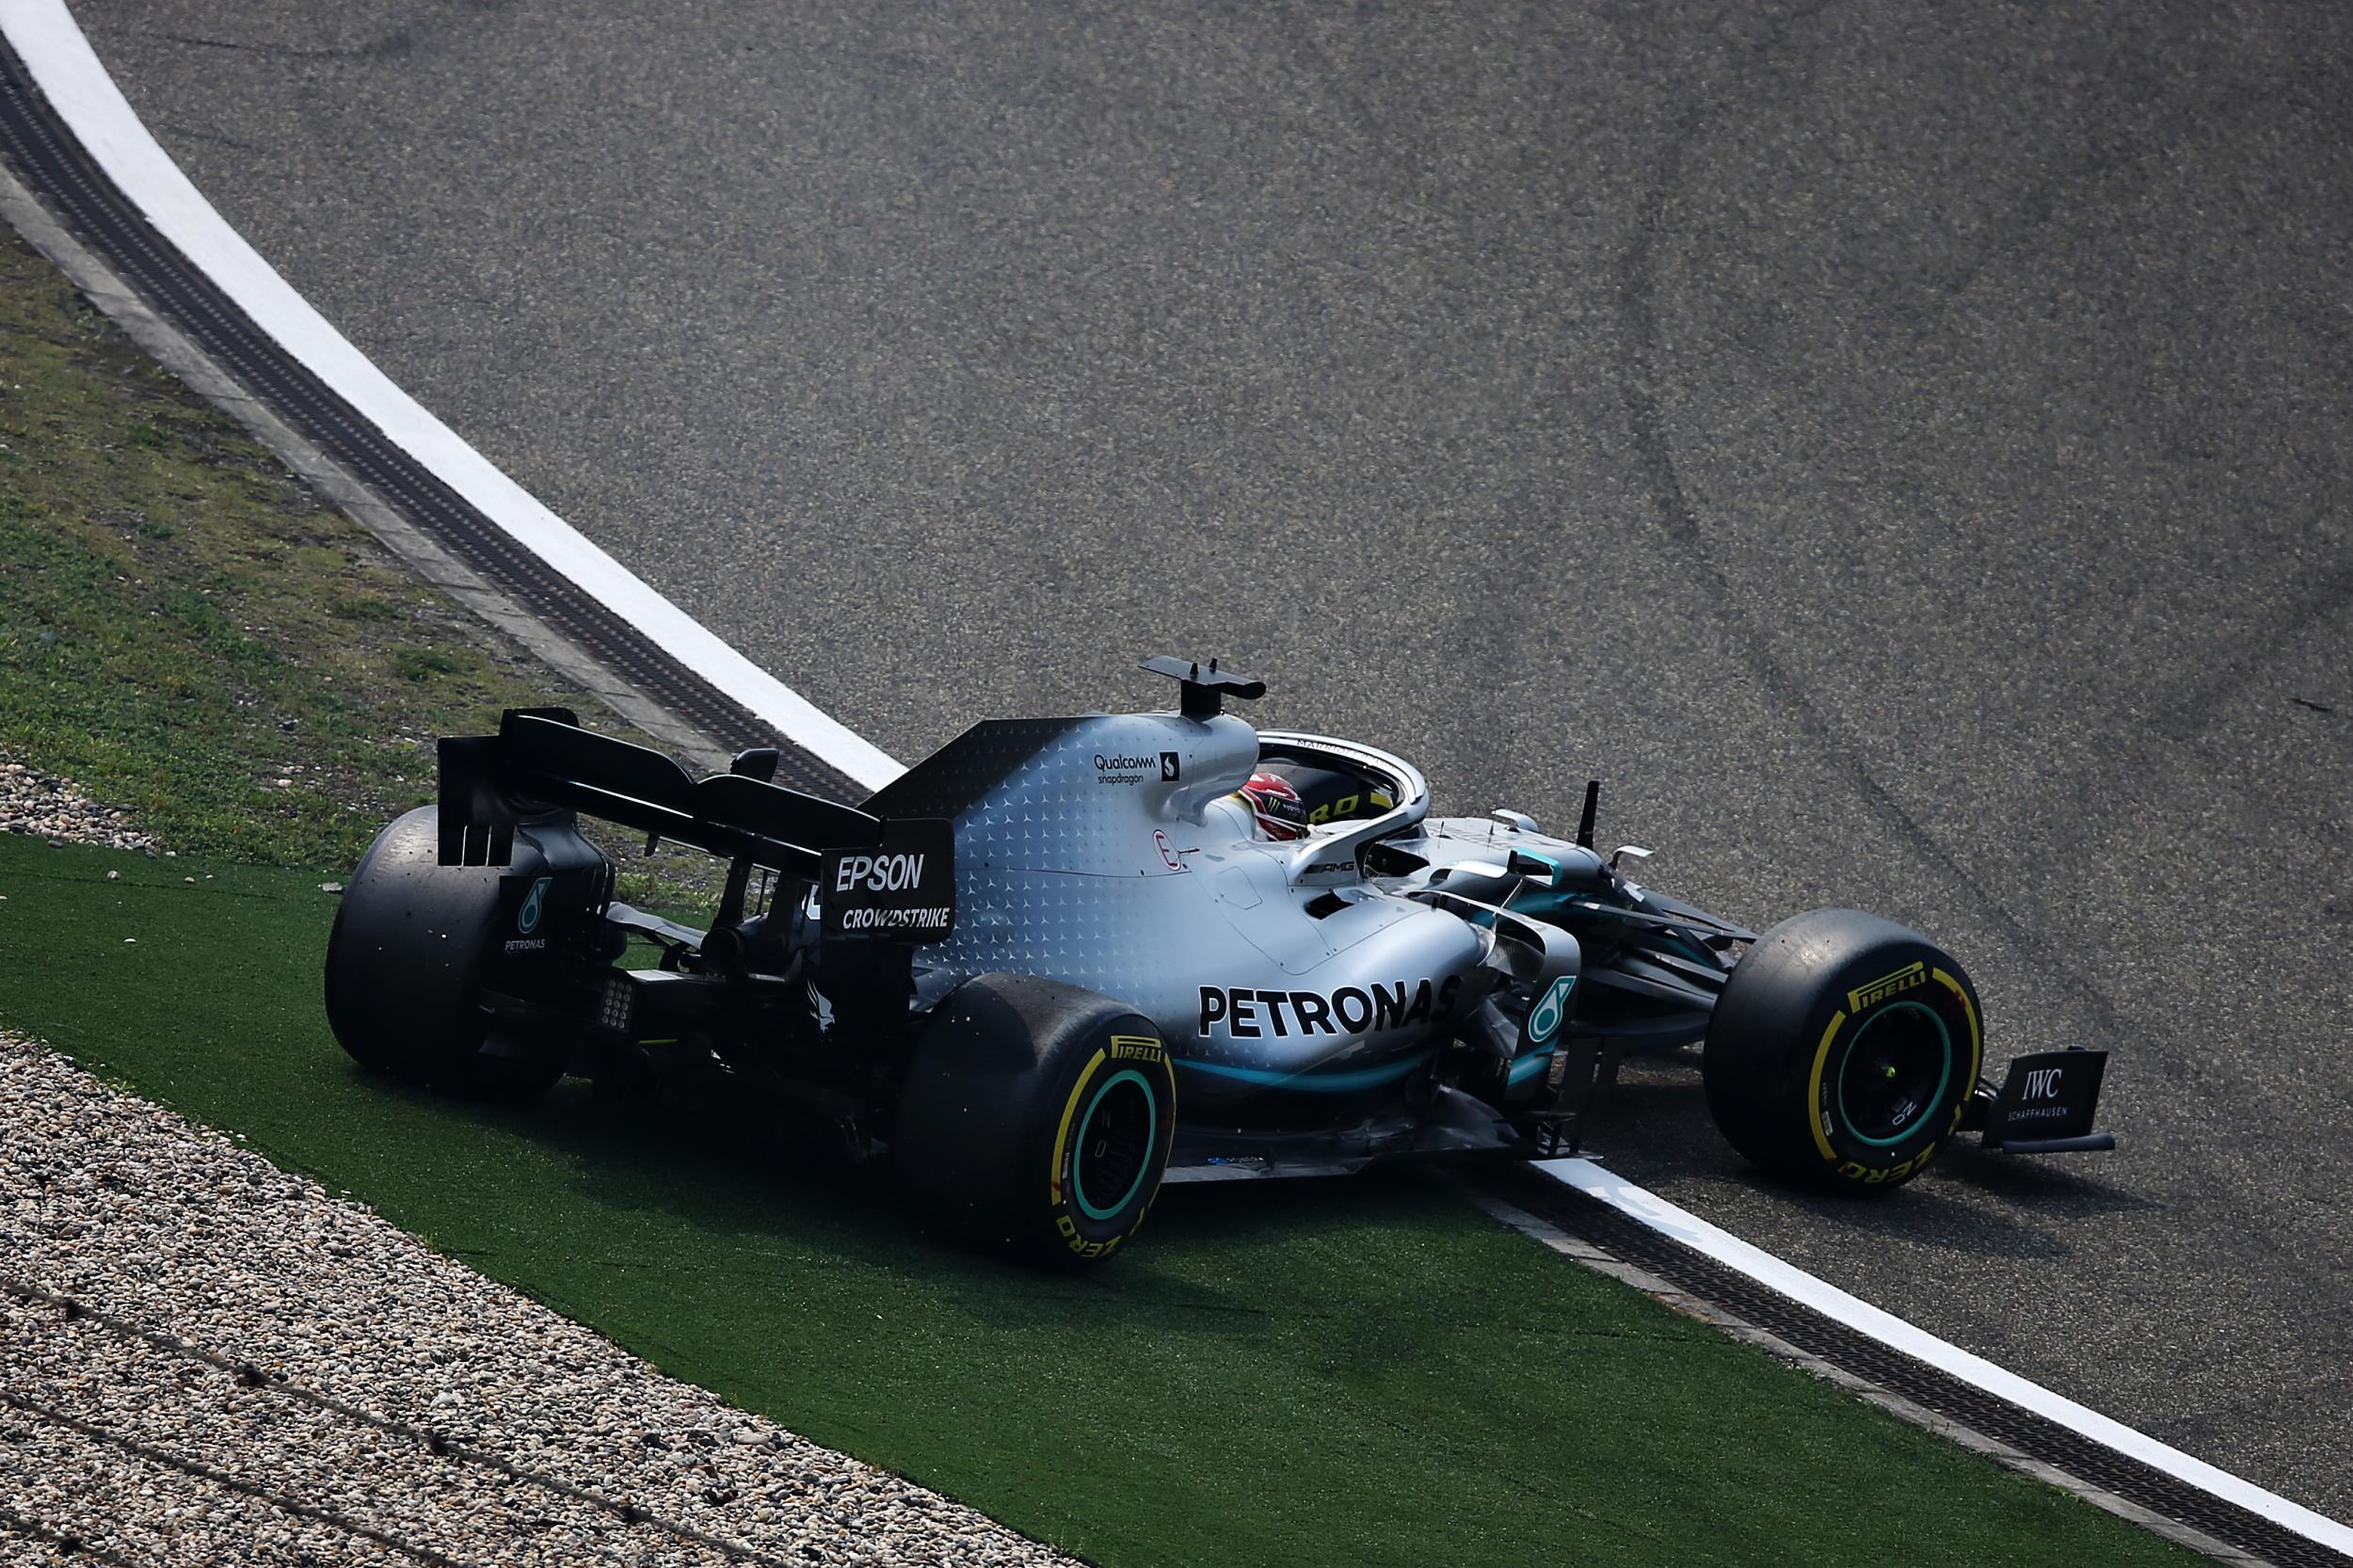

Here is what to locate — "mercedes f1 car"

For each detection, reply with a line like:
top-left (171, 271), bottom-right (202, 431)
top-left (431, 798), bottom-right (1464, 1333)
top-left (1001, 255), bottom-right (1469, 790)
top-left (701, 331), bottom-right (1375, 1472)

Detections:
top-left (325, 657), bottom-right (2111, 1264)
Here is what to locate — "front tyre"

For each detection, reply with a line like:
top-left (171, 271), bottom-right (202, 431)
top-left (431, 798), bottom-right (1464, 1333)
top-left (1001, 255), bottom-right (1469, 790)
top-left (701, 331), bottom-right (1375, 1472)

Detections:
top-left (1703, 908), bottom-right (1982, 1191)
top-left (894, 974), bottom-right (1177, 1266)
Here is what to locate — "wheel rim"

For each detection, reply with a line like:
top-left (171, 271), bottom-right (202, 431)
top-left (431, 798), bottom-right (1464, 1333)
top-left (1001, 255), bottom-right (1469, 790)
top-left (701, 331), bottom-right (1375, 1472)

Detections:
top-left (1834, 1000), bottom-right (1952, 1148)
top-left (1072, 1069), bottom-right (1157, 1222)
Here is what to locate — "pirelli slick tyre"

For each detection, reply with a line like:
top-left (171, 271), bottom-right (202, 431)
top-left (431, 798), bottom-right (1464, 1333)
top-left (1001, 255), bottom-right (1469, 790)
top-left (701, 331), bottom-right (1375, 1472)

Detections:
top-left (323, 806), bottom-right (569, 1103)
top-left (1703, 907), bottom-right (1982, 1191)
top-left (894, 973), bottom-right (1177, 1266)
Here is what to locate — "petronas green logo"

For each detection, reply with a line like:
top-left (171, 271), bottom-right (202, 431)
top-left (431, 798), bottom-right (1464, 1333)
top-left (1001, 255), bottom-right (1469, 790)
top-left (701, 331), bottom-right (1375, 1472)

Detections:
top-left (1529, 974), bottom-right (1577, 1045)
top-left (518, 876), bottom-right (552, 936)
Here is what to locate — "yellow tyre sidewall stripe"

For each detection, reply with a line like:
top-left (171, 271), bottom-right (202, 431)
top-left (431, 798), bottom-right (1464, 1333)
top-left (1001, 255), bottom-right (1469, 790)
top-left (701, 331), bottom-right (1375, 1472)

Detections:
top-left (1808, 1009), bottom-right (1848, 1164)
top-left (1931, 967), bottom-right (1982, 1131)
top-left (1048, 1048), bottom-right (1111, 1208)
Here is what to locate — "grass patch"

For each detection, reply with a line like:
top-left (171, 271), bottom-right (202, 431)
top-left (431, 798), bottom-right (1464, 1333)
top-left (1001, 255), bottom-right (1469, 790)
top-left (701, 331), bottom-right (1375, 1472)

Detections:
top-left (0, 232), bottom-right (712, 907)
top-left (0, 833), bottom-right (2190, 1568)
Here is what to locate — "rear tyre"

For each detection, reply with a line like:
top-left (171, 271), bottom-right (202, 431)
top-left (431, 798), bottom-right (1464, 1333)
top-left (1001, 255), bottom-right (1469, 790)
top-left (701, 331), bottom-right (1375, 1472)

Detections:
top-left (894, 973), bottom-right (1177, 1266)
top-left (323, 806), bottom-right (569, 1102)
top-left (1703, 907), bottom-right (1982, 1191)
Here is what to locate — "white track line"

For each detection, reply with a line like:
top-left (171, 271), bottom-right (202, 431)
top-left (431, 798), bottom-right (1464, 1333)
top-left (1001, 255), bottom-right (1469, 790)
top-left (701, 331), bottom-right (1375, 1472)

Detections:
top-left (1540, 1159), bottom-right (2353, 1555)
top-left (10, 0), bottom-right (2348, 1556)
top-left (0, 0), bottom-right (903, 792)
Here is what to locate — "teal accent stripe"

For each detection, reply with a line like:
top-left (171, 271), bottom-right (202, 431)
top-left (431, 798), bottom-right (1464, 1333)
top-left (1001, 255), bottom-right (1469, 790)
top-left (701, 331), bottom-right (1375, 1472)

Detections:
top-left (1178, 1050), bottom-right (1435, 1094)
top-left (1073, 1068), bottom-right (1157, 1222)
top-left (1507, 1050), bottom-right (1555, 1084)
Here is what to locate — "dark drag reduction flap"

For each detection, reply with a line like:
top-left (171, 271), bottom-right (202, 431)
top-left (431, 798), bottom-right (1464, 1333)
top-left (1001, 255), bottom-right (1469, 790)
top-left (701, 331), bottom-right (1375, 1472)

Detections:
top-left (439, 710), bottom-right (885, 873)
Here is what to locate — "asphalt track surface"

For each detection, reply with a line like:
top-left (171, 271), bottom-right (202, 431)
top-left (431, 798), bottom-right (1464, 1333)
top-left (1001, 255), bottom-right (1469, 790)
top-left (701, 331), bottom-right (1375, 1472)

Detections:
top-left (65, 0), bottom-right (2353, 1526)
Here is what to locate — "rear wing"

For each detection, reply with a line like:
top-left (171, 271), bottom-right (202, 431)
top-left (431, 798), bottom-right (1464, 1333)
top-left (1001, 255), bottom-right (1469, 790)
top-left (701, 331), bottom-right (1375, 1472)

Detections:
top-left (438, 710), bottom-right (953, 942)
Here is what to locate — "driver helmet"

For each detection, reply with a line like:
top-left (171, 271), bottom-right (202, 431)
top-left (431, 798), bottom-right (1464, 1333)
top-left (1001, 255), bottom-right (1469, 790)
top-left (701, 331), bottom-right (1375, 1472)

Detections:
top-left (1236, 771), bottom-right (1309, 840)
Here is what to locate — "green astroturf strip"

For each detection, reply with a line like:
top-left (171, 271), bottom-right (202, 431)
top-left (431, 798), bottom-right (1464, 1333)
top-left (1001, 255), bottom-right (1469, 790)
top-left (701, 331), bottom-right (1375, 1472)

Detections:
top-left (0, 835), bottom-right (2190, 1568)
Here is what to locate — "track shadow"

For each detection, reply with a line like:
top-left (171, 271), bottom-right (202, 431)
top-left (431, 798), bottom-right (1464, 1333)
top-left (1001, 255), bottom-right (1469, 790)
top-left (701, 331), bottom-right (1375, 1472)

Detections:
top-left (348, 1059), bottom-right (1361, 1331)
top-left (350, 1032), bottom-right (2152, 1308)
top-left (1572, 1064), bottom-right (2153, 1261)
top-left (1937, 1144), bottom-right (2155, 1212)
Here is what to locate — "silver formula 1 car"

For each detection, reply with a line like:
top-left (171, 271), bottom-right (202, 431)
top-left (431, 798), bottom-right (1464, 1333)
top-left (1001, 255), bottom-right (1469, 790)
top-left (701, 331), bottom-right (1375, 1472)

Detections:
top-left (325, 657), bottom-right (2111, 1264)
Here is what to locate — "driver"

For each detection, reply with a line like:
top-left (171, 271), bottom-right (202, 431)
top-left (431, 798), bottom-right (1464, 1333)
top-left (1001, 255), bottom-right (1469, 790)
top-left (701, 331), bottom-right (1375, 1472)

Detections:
top-left (1233, 771), bottom-right (1309, 840)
